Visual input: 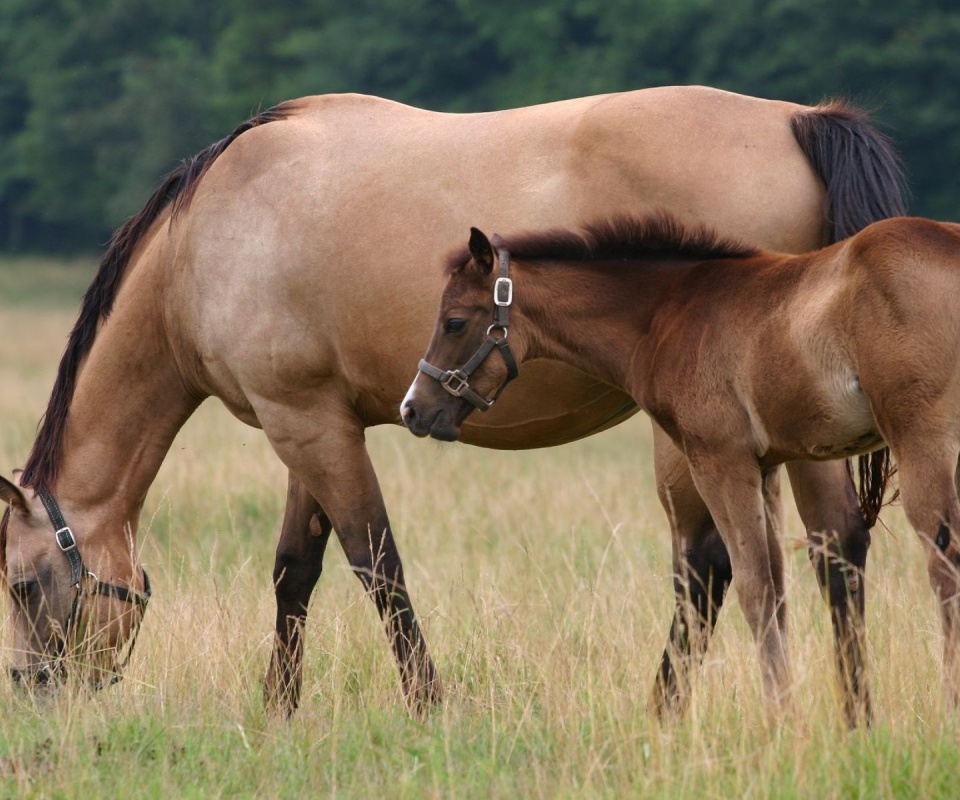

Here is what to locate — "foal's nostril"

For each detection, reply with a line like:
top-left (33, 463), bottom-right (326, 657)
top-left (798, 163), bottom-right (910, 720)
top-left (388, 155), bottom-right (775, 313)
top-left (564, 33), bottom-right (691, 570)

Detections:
top-left (401, 402), bottom-right (418, 428)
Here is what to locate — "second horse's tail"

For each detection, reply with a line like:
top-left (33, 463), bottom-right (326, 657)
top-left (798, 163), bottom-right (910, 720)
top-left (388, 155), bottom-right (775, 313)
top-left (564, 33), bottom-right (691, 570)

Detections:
top-left (791, 101), bottom-right (907, 527)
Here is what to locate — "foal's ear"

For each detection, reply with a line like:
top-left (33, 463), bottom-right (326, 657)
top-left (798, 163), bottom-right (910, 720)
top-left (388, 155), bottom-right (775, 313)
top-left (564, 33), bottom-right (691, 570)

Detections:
top-left (468, 227), bottom-right (495, 275)
top-left (0, 475), bottom-right (27, 514)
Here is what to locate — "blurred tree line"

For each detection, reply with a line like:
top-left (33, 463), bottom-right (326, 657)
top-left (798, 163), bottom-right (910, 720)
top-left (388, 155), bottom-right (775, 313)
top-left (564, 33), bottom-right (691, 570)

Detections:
top-left (2, 0), bottom-right (958, 252)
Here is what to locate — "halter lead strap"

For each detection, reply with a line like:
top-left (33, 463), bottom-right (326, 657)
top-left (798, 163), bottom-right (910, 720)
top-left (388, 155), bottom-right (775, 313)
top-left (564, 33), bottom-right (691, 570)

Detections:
top-left (418, 248), bottom-right (519, 410)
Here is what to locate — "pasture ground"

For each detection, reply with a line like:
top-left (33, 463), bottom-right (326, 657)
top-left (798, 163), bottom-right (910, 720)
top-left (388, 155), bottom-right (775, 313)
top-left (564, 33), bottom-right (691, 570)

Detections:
top-left (0, 257), bottom-right (957, 798)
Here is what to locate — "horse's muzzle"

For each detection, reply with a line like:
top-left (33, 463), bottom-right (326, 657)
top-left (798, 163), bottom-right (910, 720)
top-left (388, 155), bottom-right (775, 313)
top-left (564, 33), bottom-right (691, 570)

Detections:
top-left (402, 402), bottom-right (463, 442)
top-left (10, 661), bottom-right (63, 689)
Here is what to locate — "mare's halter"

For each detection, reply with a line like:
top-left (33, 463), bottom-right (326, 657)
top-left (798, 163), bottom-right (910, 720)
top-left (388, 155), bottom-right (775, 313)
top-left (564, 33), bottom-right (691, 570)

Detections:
top-left (417, 248), bottom-right (519, 410)
top-left (3, 487), bottom-right (152, 686)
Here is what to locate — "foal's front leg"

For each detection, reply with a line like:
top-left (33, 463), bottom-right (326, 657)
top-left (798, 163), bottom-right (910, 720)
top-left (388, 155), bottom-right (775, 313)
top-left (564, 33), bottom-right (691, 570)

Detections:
top-left (687, 451), bottom-right (791, 706)
top-left (650, 424), bottom-right (733, 717)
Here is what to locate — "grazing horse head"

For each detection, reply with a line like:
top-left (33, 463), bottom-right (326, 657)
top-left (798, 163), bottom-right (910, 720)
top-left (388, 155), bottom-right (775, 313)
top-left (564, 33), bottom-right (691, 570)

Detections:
top-left (402, 228), bottom-right (524, 441)
top-left (0, 475), bottom-right (150, 689)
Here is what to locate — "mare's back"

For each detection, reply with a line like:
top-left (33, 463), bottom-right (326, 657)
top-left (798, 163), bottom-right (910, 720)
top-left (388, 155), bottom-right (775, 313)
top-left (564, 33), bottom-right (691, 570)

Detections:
top-left (163, 87), bottom-right (829, 435)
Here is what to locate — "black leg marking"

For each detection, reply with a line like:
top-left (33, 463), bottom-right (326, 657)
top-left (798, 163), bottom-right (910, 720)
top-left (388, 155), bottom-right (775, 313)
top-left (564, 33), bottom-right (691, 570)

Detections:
top-left (937, 523), bottom-right (951, 553)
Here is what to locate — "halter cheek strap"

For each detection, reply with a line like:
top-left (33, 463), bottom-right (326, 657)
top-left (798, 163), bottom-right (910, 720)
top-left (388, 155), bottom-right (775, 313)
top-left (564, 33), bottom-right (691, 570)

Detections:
top-left (36, 486), bottom-right (152, 611)
top-left (38, 487), bottom-right (85, 589)
top-left (10, 486), bottom-right (153, 685)
top-left (418, 248), bottom-right (520, 410)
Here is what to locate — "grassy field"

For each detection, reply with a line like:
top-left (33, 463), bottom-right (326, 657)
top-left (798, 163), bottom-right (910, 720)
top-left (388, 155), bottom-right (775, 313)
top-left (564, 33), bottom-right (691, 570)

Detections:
top-left (0, 257), bottom-right (958, 798)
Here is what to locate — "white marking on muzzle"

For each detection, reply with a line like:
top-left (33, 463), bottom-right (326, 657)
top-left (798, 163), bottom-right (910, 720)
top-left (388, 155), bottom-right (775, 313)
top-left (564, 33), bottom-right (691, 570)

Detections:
top-left (400, 373), bottom-right (423, 424)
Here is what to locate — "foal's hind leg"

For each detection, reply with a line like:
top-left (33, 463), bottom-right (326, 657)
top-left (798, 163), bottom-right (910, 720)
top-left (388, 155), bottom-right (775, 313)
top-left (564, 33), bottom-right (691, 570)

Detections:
top-left (650, 425), bottom-right (733, 717)
top-left (891, 437), bottom-right (960, 709)
top-left (787, 460), bottom-right (872, 726)
top-left (264, 471), bottom-right (332, 715)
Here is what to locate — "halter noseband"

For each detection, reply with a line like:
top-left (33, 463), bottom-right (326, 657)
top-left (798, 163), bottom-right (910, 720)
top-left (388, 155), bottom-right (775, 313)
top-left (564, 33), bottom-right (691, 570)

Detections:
top-left (417, 247), bottom-right (520, 410)
top-left (7, 486), bottom-right (152, 686)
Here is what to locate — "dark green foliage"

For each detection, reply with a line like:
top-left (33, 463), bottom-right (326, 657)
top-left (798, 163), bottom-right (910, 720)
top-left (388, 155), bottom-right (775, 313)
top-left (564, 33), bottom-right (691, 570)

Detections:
top-left (1, 0), bottom-right (957, 252)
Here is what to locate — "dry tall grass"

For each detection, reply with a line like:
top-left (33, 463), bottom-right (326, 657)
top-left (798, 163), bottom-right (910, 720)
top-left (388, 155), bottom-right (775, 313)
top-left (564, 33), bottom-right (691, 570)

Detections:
top-left (0, 259), bottom-right (956, 798)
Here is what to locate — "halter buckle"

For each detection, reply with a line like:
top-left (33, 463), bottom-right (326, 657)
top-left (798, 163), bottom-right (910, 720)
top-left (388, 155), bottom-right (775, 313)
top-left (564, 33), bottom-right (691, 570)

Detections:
top-left (55, 527), bottom-right (77, 552)
top-left (494, 277), bottom-right (513, 306)
top-left (441, 369), bottom-right (470, 398)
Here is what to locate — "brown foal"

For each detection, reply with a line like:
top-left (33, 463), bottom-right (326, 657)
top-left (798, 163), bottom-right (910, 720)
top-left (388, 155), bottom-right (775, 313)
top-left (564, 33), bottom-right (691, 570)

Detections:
top-left (403, 212), bottom-right (960, 713)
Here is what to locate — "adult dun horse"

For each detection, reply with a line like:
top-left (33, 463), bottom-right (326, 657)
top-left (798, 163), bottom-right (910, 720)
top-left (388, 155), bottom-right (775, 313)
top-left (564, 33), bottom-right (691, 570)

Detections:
top-left (0, 87), bottom-right (903, 721)
top-left (402, 213), bottom-right (960, 712)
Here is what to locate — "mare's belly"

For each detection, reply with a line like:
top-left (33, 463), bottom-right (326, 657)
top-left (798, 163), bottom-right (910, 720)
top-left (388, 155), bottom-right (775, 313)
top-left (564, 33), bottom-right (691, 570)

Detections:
top-left (457, 360), bottom-right (638, 450)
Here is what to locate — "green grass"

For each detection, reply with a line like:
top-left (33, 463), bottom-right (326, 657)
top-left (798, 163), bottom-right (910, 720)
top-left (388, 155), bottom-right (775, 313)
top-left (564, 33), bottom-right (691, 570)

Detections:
top-left (0, 256), bottom-right (96, 310)
top-left (1, 259), bottom-right (960, 798)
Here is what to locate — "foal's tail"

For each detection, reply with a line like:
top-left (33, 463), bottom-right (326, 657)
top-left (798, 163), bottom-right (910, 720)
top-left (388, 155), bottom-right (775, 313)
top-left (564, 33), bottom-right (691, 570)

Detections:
top-left (791, 100), bottom-right (907, 528)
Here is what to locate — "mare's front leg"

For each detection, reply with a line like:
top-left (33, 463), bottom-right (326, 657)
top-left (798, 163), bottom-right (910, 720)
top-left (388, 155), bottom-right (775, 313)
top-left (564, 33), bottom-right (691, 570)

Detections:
top-left (264, 471), bottom-right (332, 715)
top-left (686, 450), bottom-right (791, 707)
top-left (258, 397), bottom-right (440, 716)
top-left (787, 459), bottom-right (872, 726)
top-left (650, 424), bottom-right (733, 717)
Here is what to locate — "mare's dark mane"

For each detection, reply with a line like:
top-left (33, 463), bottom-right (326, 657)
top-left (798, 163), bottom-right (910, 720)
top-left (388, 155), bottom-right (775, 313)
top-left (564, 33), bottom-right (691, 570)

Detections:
top-left (20, 102), bottom-right (298, 491)
top-left (446, 210), bottom-right (760, 274)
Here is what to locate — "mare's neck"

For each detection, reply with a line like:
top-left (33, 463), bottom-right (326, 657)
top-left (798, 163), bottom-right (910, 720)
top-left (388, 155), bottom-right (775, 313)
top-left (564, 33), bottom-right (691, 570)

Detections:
top-left (51, 263), bottom-right (199, 543)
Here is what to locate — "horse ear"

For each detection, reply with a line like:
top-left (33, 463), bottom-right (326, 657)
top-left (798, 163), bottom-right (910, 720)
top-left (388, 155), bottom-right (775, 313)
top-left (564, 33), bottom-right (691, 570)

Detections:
top-left (468, 227), bottom-right (495, 275)
top-left (0, 475), bottom-right (27, 514)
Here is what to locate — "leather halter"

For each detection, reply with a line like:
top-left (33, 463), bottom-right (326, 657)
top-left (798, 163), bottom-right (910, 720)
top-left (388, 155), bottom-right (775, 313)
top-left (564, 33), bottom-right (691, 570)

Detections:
top-left (6, 487), bottom-right (151, 686)
top-left (418, 248), bottom-right (519, 410)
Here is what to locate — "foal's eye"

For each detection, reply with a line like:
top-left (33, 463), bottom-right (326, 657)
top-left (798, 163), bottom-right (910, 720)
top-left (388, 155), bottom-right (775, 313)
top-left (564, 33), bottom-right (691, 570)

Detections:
top-left (444, 318), bottom-right (467, 334)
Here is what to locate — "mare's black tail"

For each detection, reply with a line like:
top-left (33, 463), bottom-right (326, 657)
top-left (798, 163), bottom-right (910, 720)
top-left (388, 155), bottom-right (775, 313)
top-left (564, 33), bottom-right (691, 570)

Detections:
top-left (790, 100), bottom-right (907, 528)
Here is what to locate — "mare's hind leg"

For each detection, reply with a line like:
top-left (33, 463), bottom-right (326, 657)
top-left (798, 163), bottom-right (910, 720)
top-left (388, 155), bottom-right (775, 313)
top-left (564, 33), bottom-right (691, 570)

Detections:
top-left (650, 425), bottom-right (733, 717)
top-left (264, 471), bottom-right (332, 715)
top-left (787, 459), bottom-right (872, 726)
top-left (892, 437), bottom-right (960, 709)
top-left (258, 398), bottom-right (440, 716)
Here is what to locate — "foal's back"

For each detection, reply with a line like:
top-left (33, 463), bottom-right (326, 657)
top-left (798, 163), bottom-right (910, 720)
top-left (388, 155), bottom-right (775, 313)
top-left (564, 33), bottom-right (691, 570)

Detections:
top-left (842, 218), bottom-right (960, 428)
top-left (737, 217), bottom-right (960, 464)
top-left (641, 217), bottom-right (960, 466)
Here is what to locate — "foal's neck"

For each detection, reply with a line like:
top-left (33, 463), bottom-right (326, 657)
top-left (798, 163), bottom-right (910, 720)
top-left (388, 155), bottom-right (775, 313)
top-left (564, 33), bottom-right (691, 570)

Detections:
top-left (516, 257), bottom-right (689, 393)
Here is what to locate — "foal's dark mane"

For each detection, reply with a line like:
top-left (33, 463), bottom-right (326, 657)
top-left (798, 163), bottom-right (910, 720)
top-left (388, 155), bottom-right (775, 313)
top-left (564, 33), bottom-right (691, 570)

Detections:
top-left (20, 102), bottom-right (299, 491)
top-left (446, 210), bottom-right (760, 273)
